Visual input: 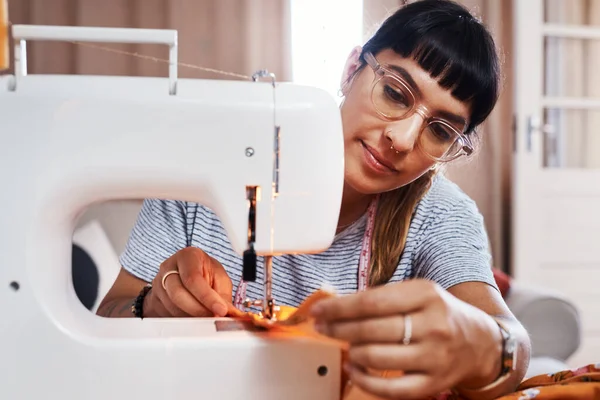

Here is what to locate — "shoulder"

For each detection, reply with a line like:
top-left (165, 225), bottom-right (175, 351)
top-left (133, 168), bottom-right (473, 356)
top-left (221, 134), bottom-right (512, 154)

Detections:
top-left (142, 199), bottom-right (219, 221)
top-left (392, 174), bottom-right (493, 287)
top-left (408, 174), bottom-right (494, 289)
top-left (409, 173), bottom-right (487, 249)
top-left (417, 173), bottom-right (479, 219)
top-left (141, 198), bottom-right (187, 214)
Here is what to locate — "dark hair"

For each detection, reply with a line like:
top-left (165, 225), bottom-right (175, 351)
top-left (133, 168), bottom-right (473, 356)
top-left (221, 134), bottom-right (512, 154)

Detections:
top-left (360, 0), bottom-right (501, 135)
top-left (364, 1), bottom-right (501, 287)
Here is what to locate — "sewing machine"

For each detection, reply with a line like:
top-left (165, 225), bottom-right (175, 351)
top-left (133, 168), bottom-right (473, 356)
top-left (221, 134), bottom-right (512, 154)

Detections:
top-left (0, 25), bottom-right (345, 399)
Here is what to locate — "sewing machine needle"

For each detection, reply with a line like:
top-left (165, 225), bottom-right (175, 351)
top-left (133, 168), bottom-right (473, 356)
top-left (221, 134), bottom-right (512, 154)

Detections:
top-left (263, 255), bottom-right (274, 320)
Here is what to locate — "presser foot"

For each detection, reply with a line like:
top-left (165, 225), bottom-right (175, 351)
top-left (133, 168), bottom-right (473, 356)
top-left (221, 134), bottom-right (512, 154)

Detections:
top-left (242, 298), bottom-right (280, 321)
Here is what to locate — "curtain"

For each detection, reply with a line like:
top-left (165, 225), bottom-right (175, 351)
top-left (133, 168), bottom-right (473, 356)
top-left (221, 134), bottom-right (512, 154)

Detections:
top-left (449, 0), bottom-right (514, 273)
top-left (6, 0), bottom-right (291, 81)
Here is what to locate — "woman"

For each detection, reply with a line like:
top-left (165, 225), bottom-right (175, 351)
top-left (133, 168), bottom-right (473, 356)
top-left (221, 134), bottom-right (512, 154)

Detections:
top-left (98, 1), bottom-right (531, 399)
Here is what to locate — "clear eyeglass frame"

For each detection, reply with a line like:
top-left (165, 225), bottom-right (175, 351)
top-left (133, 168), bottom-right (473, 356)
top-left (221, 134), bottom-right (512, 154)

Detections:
top-left (363, 51), bottom-right (474, 162)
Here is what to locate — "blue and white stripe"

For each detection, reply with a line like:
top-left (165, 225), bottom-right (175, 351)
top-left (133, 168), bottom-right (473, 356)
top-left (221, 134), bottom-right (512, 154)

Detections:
top-left (120, 174), bottom-right (497, 307)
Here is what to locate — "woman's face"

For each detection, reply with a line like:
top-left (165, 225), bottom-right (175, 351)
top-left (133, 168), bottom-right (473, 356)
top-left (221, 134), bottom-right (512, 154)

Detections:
top-left (340, 48), bottom-right (471, 195)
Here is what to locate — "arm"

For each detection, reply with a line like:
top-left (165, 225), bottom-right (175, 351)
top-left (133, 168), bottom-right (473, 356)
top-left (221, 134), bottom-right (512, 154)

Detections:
top-left (96, 198), bottom-right (188, 318)
top-left (97, 199), bottom-right (234, 318)
top-left (96, 268), bottom-right (148, 318)
top-left (311, 192), bottom-right (531, 399)
top-left (413, 198), bottom-right (530, 398)
top-left (448, 282), bottom-right (531, 399)
top-left (309, 279), bottom-right (530, 400)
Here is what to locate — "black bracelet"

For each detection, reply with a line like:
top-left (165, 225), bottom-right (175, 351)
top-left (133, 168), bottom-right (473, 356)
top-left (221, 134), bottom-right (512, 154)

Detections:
top-left (131, 284), bottom-right (152, 318)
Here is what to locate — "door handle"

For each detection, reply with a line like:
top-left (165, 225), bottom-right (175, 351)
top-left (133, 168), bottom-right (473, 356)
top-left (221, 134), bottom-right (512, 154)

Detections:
top-left (526, 115), bottom-right (554, 153)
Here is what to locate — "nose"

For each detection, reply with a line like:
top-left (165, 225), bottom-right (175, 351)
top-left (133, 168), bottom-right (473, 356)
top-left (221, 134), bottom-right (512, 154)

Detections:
top-left (384, 114), bottom-right (423, 154)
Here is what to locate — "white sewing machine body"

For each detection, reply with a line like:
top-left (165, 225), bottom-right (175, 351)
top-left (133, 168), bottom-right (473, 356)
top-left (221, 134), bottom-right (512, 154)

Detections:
top-left (0, 26), bottom-right (345, 399)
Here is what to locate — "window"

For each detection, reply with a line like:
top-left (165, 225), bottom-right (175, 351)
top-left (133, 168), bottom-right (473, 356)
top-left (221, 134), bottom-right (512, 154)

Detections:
top-left (290, 0), bottom-right (364, 102)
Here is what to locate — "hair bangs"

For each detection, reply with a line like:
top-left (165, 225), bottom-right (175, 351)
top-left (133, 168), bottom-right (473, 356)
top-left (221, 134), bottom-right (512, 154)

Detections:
top-left (361, 0), bottom-right (501, 133)
top-left (392, 21), bottom-right (496, 105)
top-left (411, 41), bottom-right (479, 102)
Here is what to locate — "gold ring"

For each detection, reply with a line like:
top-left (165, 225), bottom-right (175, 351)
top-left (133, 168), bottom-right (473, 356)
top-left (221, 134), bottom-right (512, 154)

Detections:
top-left (161, 270), bottom-right (179, 290)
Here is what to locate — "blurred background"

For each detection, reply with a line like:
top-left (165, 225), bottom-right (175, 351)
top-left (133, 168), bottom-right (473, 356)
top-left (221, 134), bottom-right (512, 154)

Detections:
top-left (5, 0), bottom-right (600, 377)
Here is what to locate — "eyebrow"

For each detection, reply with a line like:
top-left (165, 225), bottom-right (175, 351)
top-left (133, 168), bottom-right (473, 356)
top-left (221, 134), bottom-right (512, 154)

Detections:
top-left (436, 110), bottom-right (467, 126)
top-left (386, 64), bottom-right (467, 127)
top-left (387, 64), bottom-right (422, 96)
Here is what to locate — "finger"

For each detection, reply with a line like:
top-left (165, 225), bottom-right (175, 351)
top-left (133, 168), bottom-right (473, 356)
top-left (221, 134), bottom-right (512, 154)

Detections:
top-left (310, 280), bottom-right (436, 321)
top-left (151, 281), bottom-right (191, 317)
top-left (141, 287), bottom-right (173, 318)
top-left (348, 344), bottom-right (432, 372)
top-left (204, 257), bottom-right (235, 314)
top-left (151, 294), bottom-right (176, 317)
top-left (163, 270), bottom-right (214, 317)
top-left (210, 260), bottom-right (234, 302)
top-left (345, 364), bottom-right (438, 400)
top-left (152, 257), bottom-right (193, 317)
top-left (224, 302), bottom-right (239, 316)
top-left (156, 292), bottom-right (191, 318)
top-left (316, 313), bottom-right (420, 344)
top-left (177, 250), bottom-right (230, 317)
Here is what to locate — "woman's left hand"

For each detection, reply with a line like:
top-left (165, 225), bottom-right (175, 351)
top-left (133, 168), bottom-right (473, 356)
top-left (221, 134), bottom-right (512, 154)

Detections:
top-left (309, 279), bottom-right (503, 399)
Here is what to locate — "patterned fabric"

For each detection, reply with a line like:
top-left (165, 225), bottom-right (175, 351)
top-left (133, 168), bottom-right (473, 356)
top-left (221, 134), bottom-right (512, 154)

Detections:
top-left (433, 364), bottom-right (600, 400)
top-left (503, 364), bottom-right (600, 400)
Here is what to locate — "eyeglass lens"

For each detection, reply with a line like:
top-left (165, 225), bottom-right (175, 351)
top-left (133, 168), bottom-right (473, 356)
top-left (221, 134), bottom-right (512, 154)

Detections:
top-left (372, 75), bottom-right (464, 160)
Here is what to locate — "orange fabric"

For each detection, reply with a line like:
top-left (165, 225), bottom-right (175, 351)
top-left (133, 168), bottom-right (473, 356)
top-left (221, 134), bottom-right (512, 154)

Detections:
top-left (227, 290), bottom-right (600, 400)
top-left (0, 0), bottom-right (7, 71)
top-left (494, 364), bottom-right (600, 400)
top-left (227, 290), bottom-right (351, 399)
top-left (432, 364), bottom-right (600, 400)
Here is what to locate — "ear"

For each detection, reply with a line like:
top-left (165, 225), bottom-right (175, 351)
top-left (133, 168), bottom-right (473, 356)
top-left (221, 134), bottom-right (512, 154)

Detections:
top-left (340, 46), bottom-right (363, 96)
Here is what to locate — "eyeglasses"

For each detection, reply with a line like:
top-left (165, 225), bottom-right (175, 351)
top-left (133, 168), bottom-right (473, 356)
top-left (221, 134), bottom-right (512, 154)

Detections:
top-left (364, 52), bottom-right (473, 162)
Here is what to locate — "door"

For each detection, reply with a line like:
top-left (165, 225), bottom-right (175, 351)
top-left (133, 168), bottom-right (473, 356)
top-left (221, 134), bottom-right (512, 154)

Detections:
top-left (513, 0), bottom-right (600, 368)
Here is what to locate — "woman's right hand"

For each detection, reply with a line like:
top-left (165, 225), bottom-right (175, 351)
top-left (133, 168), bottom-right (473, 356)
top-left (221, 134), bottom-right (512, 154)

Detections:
top-left (143, 247), bottom-right (235, 318)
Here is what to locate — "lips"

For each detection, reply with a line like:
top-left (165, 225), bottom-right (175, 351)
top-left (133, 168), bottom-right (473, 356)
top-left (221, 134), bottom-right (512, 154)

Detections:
top-left (361, 141), bottom-right (398, 172)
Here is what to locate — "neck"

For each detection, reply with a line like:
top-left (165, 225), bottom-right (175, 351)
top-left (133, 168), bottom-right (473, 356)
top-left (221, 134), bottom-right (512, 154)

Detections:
top-left (337, 182), bottom-right (374, 233)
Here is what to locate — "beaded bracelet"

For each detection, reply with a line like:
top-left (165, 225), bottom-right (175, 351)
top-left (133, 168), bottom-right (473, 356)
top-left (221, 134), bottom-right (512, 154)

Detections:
top-left (131, 284), bottom-right (152, 318)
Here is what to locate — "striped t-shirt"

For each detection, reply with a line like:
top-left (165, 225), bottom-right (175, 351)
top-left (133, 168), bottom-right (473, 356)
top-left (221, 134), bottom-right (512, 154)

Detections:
top-left (120, 174), bottom-right (498, 307)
